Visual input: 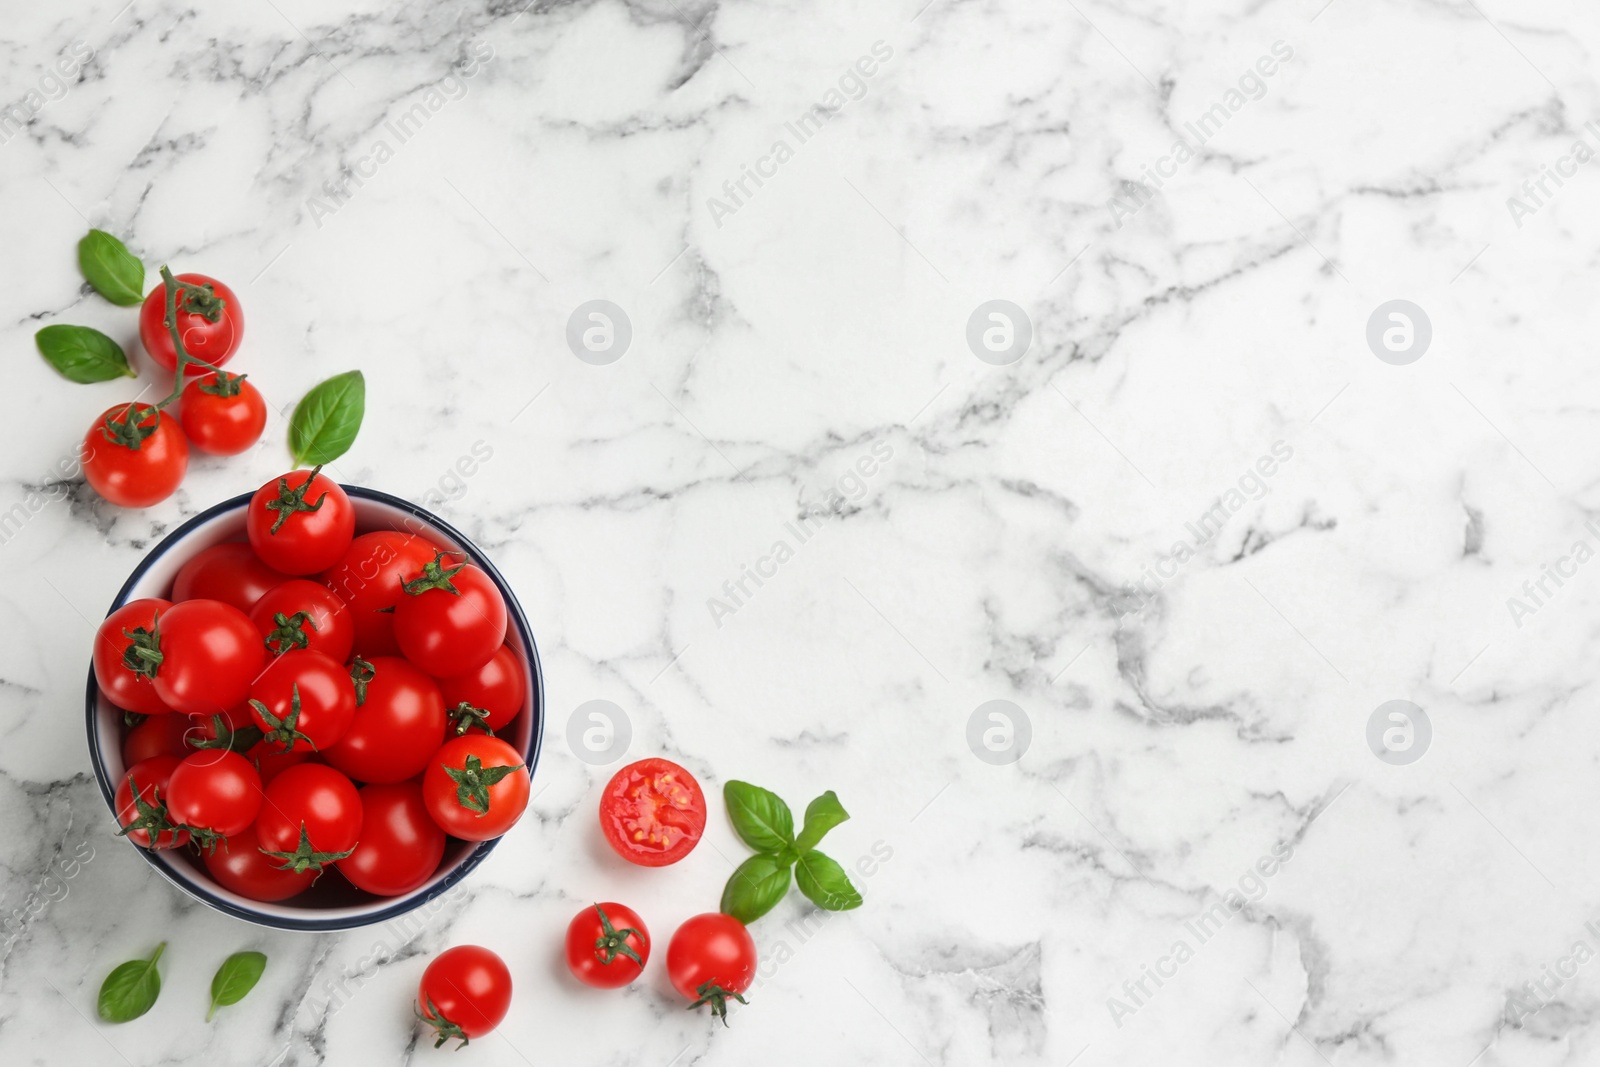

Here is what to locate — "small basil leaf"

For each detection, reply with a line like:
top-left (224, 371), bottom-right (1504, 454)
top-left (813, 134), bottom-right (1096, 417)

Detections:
top-left (720, 852), bottom-right (793, 924)
top-left (795, 850), bottom-right (863, 911)
top-left (723, 780), bottom-right (794, 852)
top-left (78, 229), bottom-right (145, 306)
top-left (289, 370), bottom-right (365, 465)
top-left (794, 790), bottom-right (850, 853)
top-left (207, 950), bottom-right (267, 1021)
top-left (35, 324), bottom-right (135, 383)
top-left (97, 942), bottom-right (165, 1023)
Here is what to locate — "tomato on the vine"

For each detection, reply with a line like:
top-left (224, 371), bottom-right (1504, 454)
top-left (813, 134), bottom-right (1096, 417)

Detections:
top-left (438, 645), bottom-right (525, 736)
top-left (422, 735), bottom-right (529, 841)
top-left (247, 649), bottom-right (356, 752)
top-left (166, 749), bottom-right (263, 840)
top-left (170, 542), bottom-right (291, 614)
top-left (203, 822), bottom-right (315, 902)
top-left (148, 599), bottom-right (265, 717)
top-left (565, 903), bottom-right (650, 989)
top-left (393, 552), bottom-right (507, 676)
top-left (319, 531), bottom-right (439, 657)
top-left (114, 755), bottom-right (190, 850)
top-left (139, 271), bottom-right (243, 372)
top-left (94, 598), bottom-right (173, 715)
top-left (81, 404), bottom-right (188, 509)
top-left (667, 913), bottom-right (757, 1025)
top-left (249, 579), bottom-right (353, 662)
top-left (179, 371), bottom-right (266, 455)
top-left (254, 764), bottom-right (363, 873)
top-left (417, 946), bottom-right (512, 1050)
top-left (598, 758), bottom-right (706, 867)
top-left (321, 656), bottom-right (446, 784)
top-left (337, 782), bottom-right (445, 897)
top-left (247, 470), bottom-right (355, 576)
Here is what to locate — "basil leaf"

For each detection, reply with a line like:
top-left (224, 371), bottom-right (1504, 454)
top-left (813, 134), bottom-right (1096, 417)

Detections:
top-left (78, 229), bottom-right (145, 306)
top-left (289, 370), bottom-right (365, 465)
top-left (795, 850), bottom-right (863, 911)
top-left (207, 950), bottom-right (267, 1021)
top-left (97, 943), bottom-right (164, 1023)
top-left (720, 852), bottom-right (794, 924)
top-left (794, 790), bottom-right (850, 853)
top-left (724, 780), bottom-right (793, 852)
top-left (36, 324), bottom-right (135, 383)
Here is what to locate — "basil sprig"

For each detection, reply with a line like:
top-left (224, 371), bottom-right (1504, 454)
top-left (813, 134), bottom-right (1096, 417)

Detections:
top-left (97, 942), bottom-right (165, 1023)
top-left (719, 783), bottom-right (863, 923)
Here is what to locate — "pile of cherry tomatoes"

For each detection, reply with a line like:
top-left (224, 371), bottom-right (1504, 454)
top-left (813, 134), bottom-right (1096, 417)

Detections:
top-left (100, 466), bottom-right (531, 903)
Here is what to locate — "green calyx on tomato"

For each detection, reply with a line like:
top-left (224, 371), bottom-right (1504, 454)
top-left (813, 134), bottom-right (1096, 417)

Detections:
top-left (173, 276), bottom-right (226, 322)
top-left (688, 981), bottom-right (748, 1026)
top-left (196, 369), bottom-right (246, 397)
top-left (445, 754), bottom-right (517, 815)
top-left (416, 993), bottom-right (470, 1050)
top-left (263, 465), bottom-right (329, 535)
top-left (100, 402), bottom-right (161, 450)
top-left (401, 550), bottom-right (470, 597)
top-left (186, 713), bottom-right (264, 755)
top-left (591, 904), bottom-right (645, 967)
top-left (113, 775), bottom-right (183, 850)
top-left (257, 822), bottom-right (355, 874)
top-left (263, 610), bottom-right (318, 655)
top-left (349, 656), bottom-right (375, 706)
top-left (250, 685), bottom-right (316, 751)
top-left (119, 616), bottom-right (163, 679)
top-left (447, 701), bottom-right (494, 737)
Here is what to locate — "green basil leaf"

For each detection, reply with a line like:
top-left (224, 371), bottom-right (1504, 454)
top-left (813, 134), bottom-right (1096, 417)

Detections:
top-left (35, 324), bottom-right (135, 383)
top-left (97, 943), bottom-right (164, 1023)
top-left (78, 229), bottom-right (145, 306)
top-left (724, 780), bottom-right (793, 852)
top-left (720, 852), bottom-right (794, 924)
top-left (794, 790), bottom-right (850, 853)
top-left (795, 850), bottom-right (863, 911)
top-left (289, 370), bottom-right (365, 465)
top-left (207, 950), bottom-right (267, 1021)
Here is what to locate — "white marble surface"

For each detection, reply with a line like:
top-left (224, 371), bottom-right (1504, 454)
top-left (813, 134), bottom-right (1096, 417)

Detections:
top-left (1, 0), bottom-right (1598, 1064)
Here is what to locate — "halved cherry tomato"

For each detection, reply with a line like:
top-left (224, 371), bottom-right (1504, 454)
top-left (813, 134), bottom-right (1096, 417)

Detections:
top-left (247, 470), bottom-right (355, 576)
top-left (417, 946), bottom-right (511, 1049)
top-left (139, 272), bottom-right (243, 372)
top-left (322, 656), bottom-right (446, 784)
top-left (94, 598), bottom-right (173, 715)
top-left (337, 782), bottom-right (446, 896)
top-left (667, 913), bottom-right (757, 1024)
top-left (320, 531), bottom-right (440, 657)
top-left (249, 579), bottom-right (353, 662)
top-left (203, 822), bottom-right (315, 902)
top-left (598, 758), bottom-right (706, 867)
top-left (565, 903), bottom-right (649, 989)
top-left (149, 599), bottom-right (265, 717)
top-left (393, 552), bottom-right (506, 676)
top-left (166, 749), bottom-right (263, 840)
top-left (170, 542), bottom-right (291, 614)
top-left (81, 404), bottom-right (188, 509)
top-left (247, 649), bottom-right (356, 752)
top-left (179, 371), bottom-right (265, 455)
top-left (115, 756), bottom-right (190, 850)
top-left (422, 735), bottom-right (529, 841)
top-left (438, 645), bottom-right (525, 736)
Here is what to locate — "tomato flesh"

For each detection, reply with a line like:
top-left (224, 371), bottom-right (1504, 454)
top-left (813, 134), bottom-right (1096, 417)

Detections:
top-left (598, 758), bottom-right (706, 867)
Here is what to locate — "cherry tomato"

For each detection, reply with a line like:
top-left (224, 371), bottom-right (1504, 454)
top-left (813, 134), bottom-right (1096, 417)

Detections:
top-left (249, 579), bottom-right (353, 662)
top-left (94, 598), bottom-right (173, 714)
top-left (320, 531), bottom-right (440, 657)
top-left (422, 735), bottom-right (529, 841)
top-left (170, 542), bottom-right (291, 614)
top-left (166, 749), bottom-right (263, 840)
top-left (336, 782), bottom-right (446, 896)
top-left (139, 272), bottom-right (243, 372)
top-left (187, 706), bottom-right (312, 786)
top-left (179, 371), bottom-right (265, 455)
top-left (254, 764), bottom-right (362, 873)
top-left (149, 599), bottom-right (265, 717)
top-left (114, 755), bottom-right (190, 850)
top-left (565, 903), bottom-right (650, 989)
top-left (321, 656), bottom-right (446, 784)
top-left (438, 645), bottom-right (525, 736)
top-left (248, 741), bottom-right (313, 787)
top-left (598, 758), bottom-right (706, 867)
top-left (203, 822), bottom-right (315, 902)
top-left (247, 470), bottom-right (355, 576)
top-left (121, 712), bottom-right (195, 766)
top-left (393, 552), bottom-right (507, 676)
top-left (81, 404), bottom-right (188, 509)
top-left (247, 649), bottom-right (356, 752)
top-left (417, 946), bottom-right (512, 1049)
top-left (667, 914), bottom-right (757, 1024)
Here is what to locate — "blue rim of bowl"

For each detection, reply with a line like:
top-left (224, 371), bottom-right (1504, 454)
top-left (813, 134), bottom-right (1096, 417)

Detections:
top-left (84, 484), bottom-right (545, 932)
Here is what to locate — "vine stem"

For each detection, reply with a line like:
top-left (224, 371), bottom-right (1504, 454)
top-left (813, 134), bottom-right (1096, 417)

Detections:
top-left (153, 264), bottom-right (226, 411)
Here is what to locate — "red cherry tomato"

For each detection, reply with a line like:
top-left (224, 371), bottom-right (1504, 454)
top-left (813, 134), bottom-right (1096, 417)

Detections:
top-left (321, 656), bottom-right (446, 784)
top-left (81, 404), bottom-right (188, 509)
top-left (94, 598), bottom-right (173, 715)
top-left (319, 531), bottom-right (440, 657)
top-left (114, 756), bottom-right (190, 850)
top-left (121, 713), bottom-right (195, 766)
top-left (187, 705), bottom-right (313, 786)
top-left (139, 272), bottom-right (243, 372)
top-left (598, 758), bottom-right (706, 867)
top-left (149, 599), bottom-right (265, 717)
top-left (417, 946), bottom-right (512, 1049)
top-left (248, 741), bottom-right (312, 787)
top-left (393, 552), bottom-right (507, 676)
top-left (254, 763), bottom-right (362, 873)
top-left (249, 579), bottom-right (353, 662)
top-left (666, 913), bottom-right (757, 1024)
top-left (166, 749), bottom-right (263, 839)
top-left (565, 903), bottom-right (650, 989)
top-left (203, 822), bottom-right (316, 902)
top-left (179, 371), bottom-right (265, 455)
top-left (422, 735), bottom-right (529, 841)
top-left (247, 470), bottom-right (355, 576)
top-left (438, 645), bottom-right (525, 736)
top-left (247, 649), bottom-right (356, 752)
top-left (170, 542), bottom-right (291, 614)
top-left (336, 782), bottom-right (446, 896)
